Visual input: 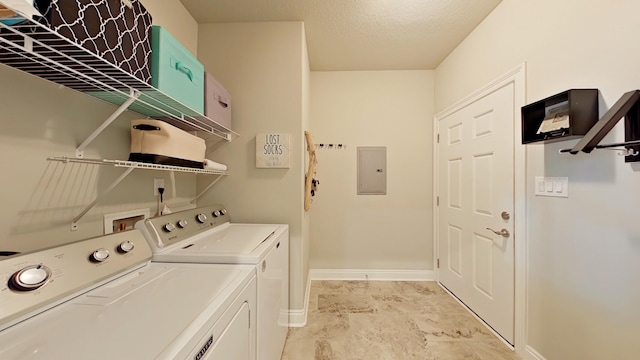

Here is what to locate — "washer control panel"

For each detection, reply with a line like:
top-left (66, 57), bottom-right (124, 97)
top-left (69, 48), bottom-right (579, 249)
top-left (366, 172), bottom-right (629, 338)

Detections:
top-left (136, 204), bottom-right (230, 251)
top-left (0, 231), bottom-right (152, 331)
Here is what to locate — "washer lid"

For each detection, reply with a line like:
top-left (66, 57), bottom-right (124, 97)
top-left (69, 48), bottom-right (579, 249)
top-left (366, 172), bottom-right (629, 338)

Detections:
top-left (0, 262), bottom-right (255, 360)
top-left (178, 223), bottom-right (281, 254)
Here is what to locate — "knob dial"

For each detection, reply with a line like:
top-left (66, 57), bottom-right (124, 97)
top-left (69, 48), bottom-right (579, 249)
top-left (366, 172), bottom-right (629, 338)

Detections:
top-left (10, 265), bottom-right (52, 291)
top-left (163, 223), bottom-right (176, 232)
top-left (118, 241), bottom-right (135, 253)
top-left (177, 219), bottom-right (188, 228)
top-left (212, 210), bottom-right (221, 217)
top-left (91, 248), bottom-right (110, 262)
top-left (196, 213), bottom-right (207, 223)
top-left (220, 209), bottom-right (227, 215)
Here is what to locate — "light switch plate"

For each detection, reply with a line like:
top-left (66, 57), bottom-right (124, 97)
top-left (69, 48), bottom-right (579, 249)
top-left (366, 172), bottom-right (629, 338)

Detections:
top-left (535, 176), bottom-right (568, 197)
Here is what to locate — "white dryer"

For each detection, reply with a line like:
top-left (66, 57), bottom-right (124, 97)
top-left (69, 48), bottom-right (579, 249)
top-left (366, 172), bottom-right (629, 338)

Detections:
top-left (136, 204), bottom-right (289, 360)
top-left (0, 231), bottom-right (256, 360)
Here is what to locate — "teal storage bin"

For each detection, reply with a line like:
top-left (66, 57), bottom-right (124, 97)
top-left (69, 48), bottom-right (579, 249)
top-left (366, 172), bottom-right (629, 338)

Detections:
top-left (150, 26), bottom-right (204, 115)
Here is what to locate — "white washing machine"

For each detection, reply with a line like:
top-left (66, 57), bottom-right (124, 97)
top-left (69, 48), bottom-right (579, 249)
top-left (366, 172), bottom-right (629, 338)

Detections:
top-left (136, 204), bottom-right (289, 360)
top-left (0, 230), bottom-right (257, 360)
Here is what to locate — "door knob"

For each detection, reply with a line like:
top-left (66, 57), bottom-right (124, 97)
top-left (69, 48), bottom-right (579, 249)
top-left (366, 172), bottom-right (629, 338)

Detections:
top-left (487, 228), bottom-right (510, 238)
top-left (501, 211), bottom-right (510, 220)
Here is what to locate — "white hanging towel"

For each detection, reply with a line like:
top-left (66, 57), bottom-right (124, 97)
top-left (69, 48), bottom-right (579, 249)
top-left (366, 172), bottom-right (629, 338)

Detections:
top-left (203, 159), bottom-right (228, 171)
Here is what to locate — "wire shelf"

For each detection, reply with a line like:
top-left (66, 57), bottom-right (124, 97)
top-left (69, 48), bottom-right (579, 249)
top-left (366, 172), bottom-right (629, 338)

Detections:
top-left (48, 157), bottom-right (229, 176)
top-left (48, 156), bottom-right (229, 229)
top-left (0, 16), bottom-right (238, 142)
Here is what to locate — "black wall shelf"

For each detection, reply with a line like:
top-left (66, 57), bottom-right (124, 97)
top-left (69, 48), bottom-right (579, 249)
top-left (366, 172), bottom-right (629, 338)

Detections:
top-left (521, 89), bottom-right (599, 144)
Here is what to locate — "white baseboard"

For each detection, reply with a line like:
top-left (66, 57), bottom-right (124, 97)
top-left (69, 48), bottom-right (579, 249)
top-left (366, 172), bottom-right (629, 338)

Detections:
top-left (287, 269), bottom-right (435, 328)
top-left (524, 345), bottom-right (547, 360)
top-left (287, 272), bottom-right (312, 327)
top-left (309, 268), bottom-right (436, 281)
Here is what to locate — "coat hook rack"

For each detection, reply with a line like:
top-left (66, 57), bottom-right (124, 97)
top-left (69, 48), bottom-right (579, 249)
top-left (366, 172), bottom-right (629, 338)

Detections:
top-left (315, 143), bottom-right (347, 150)
top-left (559, 90), bottom-right (640, 162)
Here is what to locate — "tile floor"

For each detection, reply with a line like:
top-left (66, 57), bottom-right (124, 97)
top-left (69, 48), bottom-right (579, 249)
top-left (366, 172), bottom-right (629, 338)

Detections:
top-left (281, 280), bottom-right (521, 360)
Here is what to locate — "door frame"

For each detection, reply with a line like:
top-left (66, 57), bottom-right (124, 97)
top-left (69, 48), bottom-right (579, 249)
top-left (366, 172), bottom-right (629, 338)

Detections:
top-left (433, 63), bottom-right (527, 354)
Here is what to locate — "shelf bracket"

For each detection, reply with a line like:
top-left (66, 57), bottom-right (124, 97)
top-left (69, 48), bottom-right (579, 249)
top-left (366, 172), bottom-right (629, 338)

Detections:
top-left (190, 175), bottom-right (224, 204)
top-left (76, 88), bottom-right (141, 158)
top-left (71, 167), bottom-right (135, 231)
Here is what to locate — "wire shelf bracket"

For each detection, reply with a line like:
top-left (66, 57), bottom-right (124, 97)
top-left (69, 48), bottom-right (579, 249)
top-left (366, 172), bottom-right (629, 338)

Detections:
top-left (76, 88), bottom-right (141, 158)
top-left (191, 175), bottom-right (225, 204)
top-left (71, 167), bottom-right (134, 231)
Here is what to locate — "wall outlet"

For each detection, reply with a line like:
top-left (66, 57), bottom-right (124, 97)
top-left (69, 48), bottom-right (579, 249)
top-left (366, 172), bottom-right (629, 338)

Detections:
top-left (154, 178), bottom-right (165, 195)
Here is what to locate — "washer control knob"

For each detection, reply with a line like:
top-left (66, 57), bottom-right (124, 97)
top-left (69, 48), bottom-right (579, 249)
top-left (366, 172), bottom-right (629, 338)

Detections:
top-left (220, 209), bottom-right (227, 215)
top-left (212, 210), bottom-right (221, 217)
top-left (10, 265), bottom-right (52, 291)
top-left (177, 219), bottom-right (188, 228)
top-left (163, 223), bottom-right (176, 232)
top-left (118, 241), bottom-right (135, 253)
top-left (196, 213), bottom-right (207, 223)
top-left (91, 248), bottom-right (110, 262)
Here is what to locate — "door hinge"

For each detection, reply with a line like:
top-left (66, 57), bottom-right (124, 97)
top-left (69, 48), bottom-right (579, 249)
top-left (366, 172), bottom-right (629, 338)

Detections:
top-left (437, 196), bottom-right (439, 206)
top-left (437, 133), bottom-right (440, 143)
top-left (437, 259), bottom-right (440, 268)
top-left (248, 309), bottom-right (251, 328)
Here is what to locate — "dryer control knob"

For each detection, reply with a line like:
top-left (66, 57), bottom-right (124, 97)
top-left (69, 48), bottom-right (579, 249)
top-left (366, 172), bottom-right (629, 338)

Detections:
top-left (212, 211), bottom-right (221, 217)
top-left (163, 223), bottom-right (176, 232)
top-left (91, 248), bottom-right (110, 262)
top-left (196, 214), bottom-right (207, 223)
top-left (118, 241), bottom-right (135, 253)
top-left (177, 220), bottom-right (188, 228)
top-left (220, 209), bottom-right (227, 215)
top-left (10, 265), bottom-right (52, 291)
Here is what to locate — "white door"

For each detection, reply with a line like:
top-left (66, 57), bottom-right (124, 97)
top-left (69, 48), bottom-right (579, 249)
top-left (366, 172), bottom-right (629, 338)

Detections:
top-left (437, 82), bottom-right (515, 344)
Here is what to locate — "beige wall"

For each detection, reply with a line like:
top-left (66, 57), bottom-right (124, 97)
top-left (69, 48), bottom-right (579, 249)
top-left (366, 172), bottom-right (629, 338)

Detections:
top-left (0, 0), bottom-right (198, 253)
top-left (196, 22), bottom-right (309, 313)
top-left (435, 0), bottom-right (640, 358)
top-left (140, 0), bottom-right (199, 56)
top-left (309, 71), bottom-right (435, 270)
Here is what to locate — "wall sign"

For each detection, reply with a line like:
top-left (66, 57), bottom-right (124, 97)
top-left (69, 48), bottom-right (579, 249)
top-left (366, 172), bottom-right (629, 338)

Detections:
top-left (256, 133), bottom-right (290, 168)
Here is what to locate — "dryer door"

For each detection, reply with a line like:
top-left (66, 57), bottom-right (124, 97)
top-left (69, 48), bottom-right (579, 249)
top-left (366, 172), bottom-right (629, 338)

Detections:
top-left (197, 302), bottom-right (251, 360)
top-left (188, 278), bottom-right (257, 360)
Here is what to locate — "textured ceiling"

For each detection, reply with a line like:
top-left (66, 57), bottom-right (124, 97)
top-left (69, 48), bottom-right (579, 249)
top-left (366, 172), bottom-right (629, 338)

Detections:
top-left (179, 0), bottom-right (502, 71)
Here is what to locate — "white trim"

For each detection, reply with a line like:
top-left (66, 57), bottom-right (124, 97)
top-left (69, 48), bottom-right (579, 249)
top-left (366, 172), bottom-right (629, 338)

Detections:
top-left (435, 64), bottom-right (526, 120)
top-left (309, 269), bottom-right (436, 281)
top-left (287, 272), bottom-right (312, 327)
top-left (513, 63), bottom-right (528, 357)
top-left (433, 63), bottom-right (528, 355)
top-left (288, 309), bottom-right (307, 328)
top-left (524, 346), bottom-right (547, 360)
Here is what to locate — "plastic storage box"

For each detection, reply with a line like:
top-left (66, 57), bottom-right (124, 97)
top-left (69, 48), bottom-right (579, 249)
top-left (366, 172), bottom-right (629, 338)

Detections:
top-left (205, 72), bottom-right (232, 130)
top-left (151, 26), bottom-right (204, 115)
top-left (0, 4), bottom-right (25, 25)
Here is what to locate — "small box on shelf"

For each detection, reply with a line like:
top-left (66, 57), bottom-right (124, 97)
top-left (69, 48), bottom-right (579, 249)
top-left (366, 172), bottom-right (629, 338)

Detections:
top-left (521, 89), bottom-right (599, 144)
